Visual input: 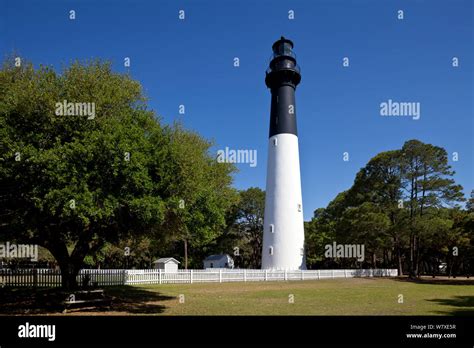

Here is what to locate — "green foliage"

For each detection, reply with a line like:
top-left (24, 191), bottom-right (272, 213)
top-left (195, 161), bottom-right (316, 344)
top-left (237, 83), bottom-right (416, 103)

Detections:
top-left (213, 187), bottom-right (265, 268)
top-left (0, 58), bottom-right (237, 287)
top-left (305, 139), bottom-right (471, 275)
top-left (466, 190), bottom-right (474, 212)
top-left (305, 208), bottom-right (335, 268)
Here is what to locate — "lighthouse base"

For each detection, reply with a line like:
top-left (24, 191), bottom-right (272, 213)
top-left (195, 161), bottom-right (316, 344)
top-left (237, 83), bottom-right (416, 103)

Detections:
top-left (262, 133), bottom-right (306, 270)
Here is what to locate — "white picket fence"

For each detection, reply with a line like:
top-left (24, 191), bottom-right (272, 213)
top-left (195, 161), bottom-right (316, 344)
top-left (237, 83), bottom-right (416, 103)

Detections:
top-left (0, 268), bottom-right (126, 287)
top-left (124, 268), bottom-right (398, 285)
top-left (0, 268), bottom-right (398, 287)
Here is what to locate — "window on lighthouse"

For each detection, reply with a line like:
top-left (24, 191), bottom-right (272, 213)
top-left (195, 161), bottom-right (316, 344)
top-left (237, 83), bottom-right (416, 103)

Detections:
top-left (273, 138), bottom-right (278, 146)
top-left (269, 246), bottom-right (274, 255)
top-left (297, 203), bottom-right (302, 212)
top-left (269, 224), bottom-right (274, 233)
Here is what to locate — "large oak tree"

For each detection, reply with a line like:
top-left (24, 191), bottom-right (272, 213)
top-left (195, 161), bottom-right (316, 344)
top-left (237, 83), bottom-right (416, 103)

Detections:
top-left (0, 59), bottom-right (236, 288)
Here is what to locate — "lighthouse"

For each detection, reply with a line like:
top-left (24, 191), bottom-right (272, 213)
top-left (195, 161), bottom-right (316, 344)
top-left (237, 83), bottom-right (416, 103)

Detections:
top-left (261, 36), bottom-right (306, 270)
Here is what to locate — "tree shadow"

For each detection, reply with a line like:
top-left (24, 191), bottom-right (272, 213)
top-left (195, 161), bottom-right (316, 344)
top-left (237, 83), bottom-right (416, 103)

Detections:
top-left (392, 276), bottom-right (474, 286)
top-left (0, 286), bottom-right (175, 315)
top-left (426, 296), bottom-right (474, 316)
top-left (104, 286), bottom-right (175, 314)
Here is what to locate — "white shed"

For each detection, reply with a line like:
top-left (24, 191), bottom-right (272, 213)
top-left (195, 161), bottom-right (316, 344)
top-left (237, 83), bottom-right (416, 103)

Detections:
top-left (153, 257), bottom-right (180, 272)
top-left (203, 254), bottom-right (234, 269)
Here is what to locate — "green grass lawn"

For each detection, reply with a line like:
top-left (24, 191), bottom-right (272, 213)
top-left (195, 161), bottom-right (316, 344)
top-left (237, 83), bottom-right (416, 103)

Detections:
top-left (102, 277), bottom-right (474, 316)
top-left (1, 277), bottom-right (472, 315)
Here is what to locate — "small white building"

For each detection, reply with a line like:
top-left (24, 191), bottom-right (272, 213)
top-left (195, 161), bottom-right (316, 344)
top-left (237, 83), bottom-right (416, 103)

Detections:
top-left (153, 257), bottom-right (180, 272)
top-left (203, 254), bottom-right (234, 269)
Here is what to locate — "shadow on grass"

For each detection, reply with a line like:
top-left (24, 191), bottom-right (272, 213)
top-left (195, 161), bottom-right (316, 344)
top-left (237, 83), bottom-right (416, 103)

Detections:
top-left (392, 276), bottom-right (474, 286)
top-left (426, 296), bottom-right (474, 316)
top-left (105, 286), bottom-right (174, 314)
top-left (0, 286), bottom-right (175, 315)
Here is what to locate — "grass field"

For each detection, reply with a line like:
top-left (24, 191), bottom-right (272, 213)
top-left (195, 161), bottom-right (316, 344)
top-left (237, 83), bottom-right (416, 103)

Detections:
top-left (109, 277), bottom-right (474, 316)
top-left (1, 277), bottom-right (473, 315)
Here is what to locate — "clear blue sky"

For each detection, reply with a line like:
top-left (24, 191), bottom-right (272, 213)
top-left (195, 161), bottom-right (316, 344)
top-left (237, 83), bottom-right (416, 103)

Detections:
top-left (2, 0), bottom-right (473, 220)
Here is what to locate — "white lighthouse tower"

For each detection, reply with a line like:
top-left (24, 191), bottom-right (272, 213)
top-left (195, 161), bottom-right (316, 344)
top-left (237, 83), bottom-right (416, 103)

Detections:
top-left (261, 37), bottom-right (306, 270)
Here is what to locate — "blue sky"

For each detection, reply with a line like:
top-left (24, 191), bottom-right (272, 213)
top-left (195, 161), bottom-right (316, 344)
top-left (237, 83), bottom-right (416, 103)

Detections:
top-left (2, 0), bottom-right (473, 220)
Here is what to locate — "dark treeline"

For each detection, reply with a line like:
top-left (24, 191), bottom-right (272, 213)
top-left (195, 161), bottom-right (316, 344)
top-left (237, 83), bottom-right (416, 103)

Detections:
top-left (305, 140), bottom-right (474, 277)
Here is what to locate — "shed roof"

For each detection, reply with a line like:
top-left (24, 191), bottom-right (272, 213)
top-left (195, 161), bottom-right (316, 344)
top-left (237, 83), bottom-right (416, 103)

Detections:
top-left (204, 254), bottom-right (231, 261)
top-left (153, 257), bottom-right (180, 264)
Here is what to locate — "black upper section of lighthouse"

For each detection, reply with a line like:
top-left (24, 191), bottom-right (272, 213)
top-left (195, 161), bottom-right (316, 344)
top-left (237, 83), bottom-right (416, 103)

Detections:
top-left (265, 36), bottom-right (301, 138)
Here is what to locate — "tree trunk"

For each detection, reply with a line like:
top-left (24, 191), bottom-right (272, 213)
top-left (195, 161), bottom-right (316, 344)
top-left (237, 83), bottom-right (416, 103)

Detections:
top-left (184, 239), bottom-right (188, 270)
top-left (44, 241), bottom-right (80, 290)
top-left (408, 174), bottom-right (415, 278)
top-left (59, 261), bottom-right (80, 290)
top-left (395, 236), bottom-right (403, 276)
top-left (49, 231), bottom-right (94, 289)
top-left (414, 236), bottom-right (420, 277)
top-left (398, 249), bottom-right (403, 276)
top-left (409, 234), bottom-right (415, 278)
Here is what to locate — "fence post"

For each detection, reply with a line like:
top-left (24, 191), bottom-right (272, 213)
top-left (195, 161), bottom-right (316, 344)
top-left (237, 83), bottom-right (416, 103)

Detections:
top-left (317, 269), bottom-right (320, 280)
top-left (33, 269), bottom-right (38, 288)
top-left (332, 269), bottom-right (334, 278)
top-left (244, 269), bottom-right (247, 282)
top-left (159, 269), bottom-right (162, 284)
top-left (344, 269), bottom-right (347, 278)
top-left (284, 270), bottom-right (287, 281)
top-left (219, 269), bottom-right (222, 283)
top-left (123, 269), bottom-right (127, 285)
top-left (190, 270), bottom-right (193, 284)
top-left (301, 270), bottom-right (304, 281)
top-left (264, 270), bottom-right (267, 281)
